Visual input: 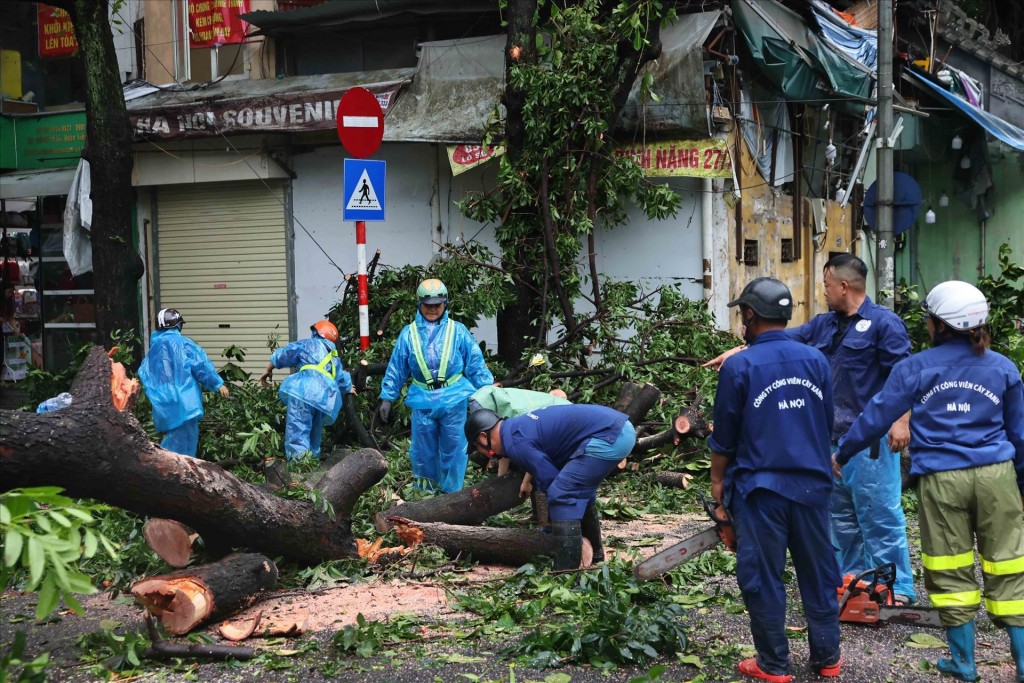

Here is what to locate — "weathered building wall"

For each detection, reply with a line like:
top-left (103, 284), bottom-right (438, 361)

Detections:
top-left (725, 134), bottom-right (854, 336)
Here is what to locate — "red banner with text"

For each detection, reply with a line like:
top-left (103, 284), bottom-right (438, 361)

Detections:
top-left (188, 0), bottom-right (250, 48)
top-left (37, 4), bottom-right (78, 59)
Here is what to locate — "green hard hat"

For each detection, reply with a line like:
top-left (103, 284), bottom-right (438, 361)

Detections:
top-left (417, 278), bottom-right (448, 305)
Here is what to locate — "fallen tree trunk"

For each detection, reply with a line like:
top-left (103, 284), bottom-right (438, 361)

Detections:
top-left (612, 382), bottom-right (643, 412)
top-left (132, 553), bottom-right (278, 635)
top-left (0, 347), bottom-right (388, 564)
top-left (395, 518), bottom-right (580, 566)
top-left (374, 473), bottom-right (527, 533)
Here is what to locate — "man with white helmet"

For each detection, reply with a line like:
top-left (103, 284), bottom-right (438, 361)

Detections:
top-left (836, 280), bottom-right (1024, 682)
top-left (139, 308), bottom-right (229, 457)
top-left (378, 278), bottom-right (495, 494)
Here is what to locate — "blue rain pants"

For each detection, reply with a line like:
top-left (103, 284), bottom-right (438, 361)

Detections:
top-left (831, 438), bottom-right (916, 600)
top-left (730, 487), bottom-right (842, 676)
top-left (284, 397), bottom-right (324, 461)
top-left (161, 417), bottom-right (200, 457)
top-left (410, 398), bottom-right (471, 494)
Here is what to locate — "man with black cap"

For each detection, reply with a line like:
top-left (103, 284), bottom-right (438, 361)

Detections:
top-left (708, 277), bottom-right (841, 683)
top-left (465, 403), bottom-right (635, 570)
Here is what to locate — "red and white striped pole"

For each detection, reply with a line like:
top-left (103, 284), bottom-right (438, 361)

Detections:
top-left (356, 220), bottom-right (370, 350)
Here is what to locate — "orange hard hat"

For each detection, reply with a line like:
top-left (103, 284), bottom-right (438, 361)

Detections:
top-left (311, 320), bottom-right (339, 344)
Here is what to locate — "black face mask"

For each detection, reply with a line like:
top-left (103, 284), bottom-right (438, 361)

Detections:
top-left (742, 312), bottom-right (756, 344)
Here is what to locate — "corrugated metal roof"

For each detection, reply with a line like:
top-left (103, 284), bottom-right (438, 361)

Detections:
top-left (125, 69), bottom-right (415, 113)
top-left (242, 0), bottom-right (498, 35)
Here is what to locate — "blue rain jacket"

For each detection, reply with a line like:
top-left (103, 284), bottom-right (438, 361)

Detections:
top-left (837, 338), bottom-right (1024, 483)
top-left (271, 335), bottom-right (352, 426)
top-left (787, 297), bottom-right (910, 439)
top-left (499, 404), bottom-right (629, 495)
top-left (139, 329), bottom-right (224, 433)
top-left (380, 311), bottom-right (494, 410)
top-left (708, 330), bottom-right (836, 508)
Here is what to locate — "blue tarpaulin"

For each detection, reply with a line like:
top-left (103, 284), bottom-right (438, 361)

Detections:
top-left (907, 70), bottom-right (1024, 152)
top-left (810, 0), bottom-right (877, 73)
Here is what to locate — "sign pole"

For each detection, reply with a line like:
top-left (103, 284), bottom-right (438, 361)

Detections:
top-left (356, 220), bottom-right (370, 351)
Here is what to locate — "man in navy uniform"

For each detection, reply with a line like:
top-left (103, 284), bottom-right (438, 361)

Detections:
top-left (465, 403), bottom-right (635, 570)
top-left (709, 277), bottom-right (841, 682)
top-left (707, 254), bottom-right (916, 604)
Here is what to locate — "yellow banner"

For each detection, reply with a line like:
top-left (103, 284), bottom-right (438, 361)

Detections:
top-left (447, 144), bottom-right (506, 176)
top-left (613, 138), bottom-right (733, 178)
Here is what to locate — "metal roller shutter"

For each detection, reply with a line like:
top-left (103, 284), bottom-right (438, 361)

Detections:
top-left (156, 181), bottom-right (290, 378)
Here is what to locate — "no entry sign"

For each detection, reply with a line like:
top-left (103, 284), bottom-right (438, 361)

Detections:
top-left (336, 87), bottom-right (384, 158)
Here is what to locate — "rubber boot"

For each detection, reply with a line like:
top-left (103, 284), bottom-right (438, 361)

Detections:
top-left (551, 520), bottom-right (583, 570)
top-left (580, 501), bottom-right (604, 563)
top-left (937, 620), bottom-right (978, 682)
top-left (1007, 625), bottom-right (1024, 682)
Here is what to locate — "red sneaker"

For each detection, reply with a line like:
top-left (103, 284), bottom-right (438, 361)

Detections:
top-left (819, 659), bottom-right (842, 677)
top-left (738, 657), bottom-right (794, 683)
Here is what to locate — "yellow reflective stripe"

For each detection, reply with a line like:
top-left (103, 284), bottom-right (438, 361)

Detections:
top-left (409, 322), bottom-right (455, 388)
top-left (981, 555), bottom-right (1024, 576)
top-left (409, 324), bottom-right (433, 386)
top-left (930, 590), bottom-right (981, 608)
top-left (299, 350), bottom-right (337, 380)
top-left (922, 550), bottom-right (975, 571)
top-left (437, 322), bottom-right (456, 384)
top-left (412, 373), bottom-right (462, 390)
top-left (986, 598), bottom-right (1024, 616)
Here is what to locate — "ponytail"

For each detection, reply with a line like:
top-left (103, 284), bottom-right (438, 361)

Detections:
top-left (967, 326), bottom-right (990, 356)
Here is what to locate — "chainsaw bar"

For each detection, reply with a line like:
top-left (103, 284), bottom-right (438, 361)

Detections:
top-left (633, 526), bottom-right (721, 581)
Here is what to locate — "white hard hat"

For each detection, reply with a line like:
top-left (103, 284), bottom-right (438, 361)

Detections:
top-left (924, 280), bottom-right (989, 330)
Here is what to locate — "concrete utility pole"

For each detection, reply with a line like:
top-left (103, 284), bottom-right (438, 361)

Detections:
top-left (875, 0), bottom-right (895, 309)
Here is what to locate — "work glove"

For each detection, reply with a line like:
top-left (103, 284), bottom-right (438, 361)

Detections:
top-left (378, 400), bottom-right (392, 423)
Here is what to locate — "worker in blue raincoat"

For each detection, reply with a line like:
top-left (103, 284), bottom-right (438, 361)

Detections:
top-left (706, 254), bottom-right (916, 604)
top-left (377, 279), bottom-right (494, 493)
top-left (709, 278), bottom-right (841, 683)
top-left (260, 320), bottom-right (353, 461)
top-left (836, 281), bottom-right (1024, 683)
top-left (139, 308), bottom-right (229, 457)
top-left (466, 403), bottom-right (635, 570)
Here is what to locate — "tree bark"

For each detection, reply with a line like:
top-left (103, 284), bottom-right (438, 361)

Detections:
top-left (395, 519), bottom-right (561, 566)
top-left (132, 553), bottom-right (277, 635)
top-left (613, 382), bottom-right (643, 412)
top-left (373, 473), bottom-right (527, 533)
top-left (623, 383), bottom-right (662, 425)
top-left (654, 471), bottom-right (694, 489)
top-left (0, 347), bottom-right (388, 564)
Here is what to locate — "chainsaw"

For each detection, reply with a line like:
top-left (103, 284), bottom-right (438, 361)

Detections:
top-left (838, 563), bottom-right (942, 628)
top-left (633, 490), bottom-right (736, 581)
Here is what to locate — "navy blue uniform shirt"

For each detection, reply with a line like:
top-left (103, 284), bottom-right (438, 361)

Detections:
top-left (837, 338), bottom-right (1024, 484)
top-left (708, 330), bottom-right (836, 508)
top-left (499, 404), bottom-right (629, 494)
top-left (787, 296), bottom-right (910, 440)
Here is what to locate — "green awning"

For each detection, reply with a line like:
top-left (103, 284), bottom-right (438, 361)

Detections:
top-left (732, 0), bottom-right (873, 103)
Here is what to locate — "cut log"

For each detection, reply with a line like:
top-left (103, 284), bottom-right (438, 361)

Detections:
top-left (0, 347), bottom-right (388, 564)
top-left (622, 383), bottom-right (662, 425)
top-left (373, 473), bottom-right (527, 533)
top-left (654, 471), bottom-right (694, 489)
top-left (395, 519), bottom-right (559, 566)
top-left (132, 553), bottom-right (278, 635)
top-left (674, 404), bottom-right (711, 441)
top-left (143, 518), bottom-right (197, 568)
top-left (219, 613), bottom-right (261, 641)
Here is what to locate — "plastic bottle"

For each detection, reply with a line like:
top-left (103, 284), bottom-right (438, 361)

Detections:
top-left (36, 392), bottom-right (73, 413)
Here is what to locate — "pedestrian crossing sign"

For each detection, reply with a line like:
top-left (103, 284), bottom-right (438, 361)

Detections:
top-left (343, 158), bottom-right (386, 221)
